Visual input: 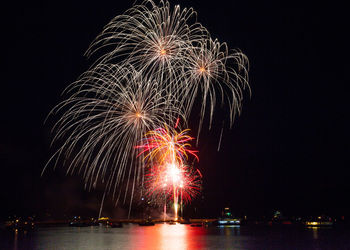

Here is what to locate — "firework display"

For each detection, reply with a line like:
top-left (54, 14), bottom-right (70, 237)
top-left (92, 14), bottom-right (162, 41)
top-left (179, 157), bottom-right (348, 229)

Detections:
top-left (45, 0), bottom-right (249, 216)
top-left (143, 163), bottom-right (202, 219)
top-left (136, 125), bottom-right (200, 218)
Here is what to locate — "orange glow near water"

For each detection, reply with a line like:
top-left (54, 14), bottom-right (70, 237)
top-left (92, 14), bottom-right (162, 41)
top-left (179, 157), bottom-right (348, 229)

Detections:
top-left (128, 224), bottom-right (191, 249)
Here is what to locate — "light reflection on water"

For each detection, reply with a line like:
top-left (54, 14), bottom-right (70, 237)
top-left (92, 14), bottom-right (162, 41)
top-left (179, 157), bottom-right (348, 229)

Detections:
top-left (126, 223), bottom-right (189, 249)
top-left (311, 227), bottom-right (319, 240)
top-left (3, 223), bottom-right (349, 250)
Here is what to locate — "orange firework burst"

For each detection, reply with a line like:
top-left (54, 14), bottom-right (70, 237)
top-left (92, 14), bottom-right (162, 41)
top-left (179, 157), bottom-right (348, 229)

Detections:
top-left (136, 125), bottom-right (199, 165)
top-left (136, 124), bottom-right (200, 220)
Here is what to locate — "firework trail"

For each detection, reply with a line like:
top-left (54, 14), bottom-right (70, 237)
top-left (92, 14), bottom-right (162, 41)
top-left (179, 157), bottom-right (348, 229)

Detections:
top-left (44, 64), bottom-right (184, 207)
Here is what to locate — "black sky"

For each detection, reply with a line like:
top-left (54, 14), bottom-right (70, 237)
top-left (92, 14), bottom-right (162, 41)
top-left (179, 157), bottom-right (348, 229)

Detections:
top-left (1, 0), bottom-right (348, 219)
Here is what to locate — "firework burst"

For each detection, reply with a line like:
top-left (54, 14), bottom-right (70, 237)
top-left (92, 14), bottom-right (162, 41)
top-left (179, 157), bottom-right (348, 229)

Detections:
top-left (144, 163), bottom-right (201, 205)
top-left (136, 124), bottom-right (200, 219)
top-left (86, 0), bottom-right (207, 92)
top-left (136, 125), bottom-right (199, 166)
top-left (179, 38), bottom-right (249, 139)
top-left (44, 64), bottom-right (183, 205)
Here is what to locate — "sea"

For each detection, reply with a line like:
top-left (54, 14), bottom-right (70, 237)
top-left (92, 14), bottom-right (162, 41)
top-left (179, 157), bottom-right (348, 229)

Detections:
top-left (1, 223), bottom-right (350, 249)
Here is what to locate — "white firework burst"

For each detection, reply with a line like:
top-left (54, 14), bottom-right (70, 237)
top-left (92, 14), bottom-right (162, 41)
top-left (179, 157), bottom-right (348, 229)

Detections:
top-left (44, 64), bottom-right (184, 205)
top-left (178, 38), bottom-right (249, 140)
top-left (85, 0), bottom-right (208, 96)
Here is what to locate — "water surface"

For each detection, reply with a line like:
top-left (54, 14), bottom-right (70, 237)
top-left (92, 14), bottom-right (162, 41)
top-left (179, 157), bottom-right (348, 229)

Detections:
top-left (1, 223), bottom-right (350, 249)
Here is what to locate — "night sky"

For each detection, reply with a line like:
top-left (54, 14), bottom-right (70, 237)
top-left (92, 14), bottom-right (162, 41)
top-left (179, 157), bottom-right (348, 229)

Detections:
top-left (2, 0), bottom-right (348, 219)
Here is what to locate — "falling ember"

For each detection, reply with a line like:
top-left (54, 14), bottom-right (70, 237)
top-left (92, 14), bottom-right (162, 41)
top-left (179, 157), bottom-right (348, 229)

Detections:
top-left (174, 117), bottom-right (180, 128)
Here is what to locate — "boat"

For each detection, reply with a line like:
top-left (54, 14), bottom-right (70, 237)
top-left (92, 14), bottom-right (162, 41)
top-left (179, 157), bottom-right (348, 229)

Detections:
top-left (216, 218), bottom-right (241, 226)
top-left (305, 221), bottom-right (333, 227)
top-left (215, 207), bottom-right (241, 226)
top-left (69, 216), bottom-right (89, 227)
top-left (267, 210), bottom-right (296, 227)
top-left (305, 215), bottom-right (333, 227)
top-left (305, 216), bottom-right (333, 227)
